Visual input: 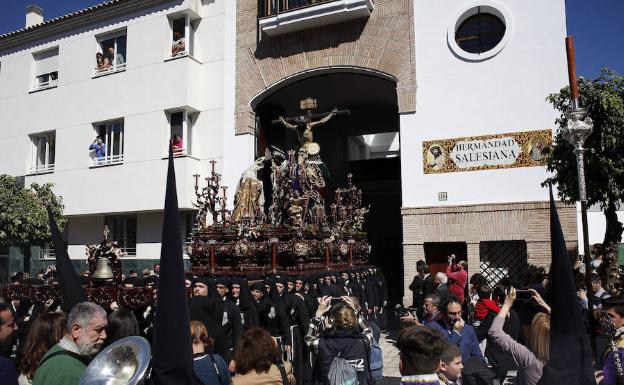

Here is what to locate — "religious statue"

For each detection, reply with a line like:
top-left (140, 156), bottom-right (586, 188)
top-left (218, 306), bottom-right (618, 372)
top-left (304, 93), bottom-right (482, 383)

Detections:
top-left (277, 107), bottom-right (338, 156)
top-left (231, 157), bottom-right (266, 224)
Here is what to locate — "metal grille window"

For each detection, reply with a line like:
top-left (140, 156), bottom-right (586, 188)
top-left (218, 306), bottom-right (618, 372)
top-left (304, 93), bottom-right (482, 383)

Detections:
top-left (33, 48), bottom-right (58, 90)
top-left (105, 215), bottom-right (137, 256)
top-left (479, 240), bottom-right (528, 287)
top-left (30, 132), bottom-right (55, 173)
top-left (169, 111), bottom-right (194, 156)
top-left (455, 8), bottom-right (505, 54)
top-left (92, 121), bottom-right (124, 166)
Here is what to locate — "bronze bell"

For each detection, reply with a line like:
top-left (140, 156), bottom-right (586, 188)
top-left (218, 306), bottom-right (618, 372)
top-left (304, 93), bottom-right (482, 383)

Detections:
top-left (92, 258), bottom-right (114, 280)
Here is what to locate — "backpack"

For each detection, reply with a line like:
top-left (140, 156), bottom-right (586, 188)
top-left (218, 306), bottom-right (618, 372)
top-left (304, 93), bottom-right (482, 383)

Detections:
top-left (368, 338), bottom-right (383, 381)
top-left (328, 356), bottom-right (359, 385)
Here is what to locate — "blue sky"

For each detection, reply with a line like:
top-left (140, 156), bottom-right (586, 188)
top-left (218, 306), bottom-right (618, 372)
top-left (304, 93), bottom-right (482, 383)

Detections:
top-left (1, 0), bottom-right (623, 78)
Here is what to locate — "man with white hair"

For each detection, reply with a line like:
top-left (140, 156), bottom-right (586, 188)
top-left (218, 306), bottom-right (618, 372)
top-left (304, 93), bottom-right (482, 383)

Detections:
top-left (33, 302), bottom-right (107, 385)
top-left (434, 272), bottom-right (450, 298)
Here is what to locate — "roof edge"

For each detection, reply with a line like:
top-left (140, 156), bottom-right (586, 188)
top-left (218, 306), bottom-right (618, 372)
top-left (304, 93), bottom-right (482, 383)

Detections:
top-left (0, 0), bottom-right (175, 53)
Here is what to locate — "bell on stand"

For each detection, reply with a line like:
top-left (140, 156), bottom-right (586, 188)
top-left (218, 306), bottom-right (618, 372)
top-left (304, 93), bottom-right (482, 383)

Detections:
top-left (92, 258), bottom-right (114, 280)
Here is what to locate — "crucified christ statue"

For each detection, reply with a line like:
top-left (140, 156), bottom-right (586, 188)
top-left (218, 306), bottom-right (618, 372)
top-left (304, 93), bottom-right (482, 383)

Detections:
top-left (277, 107), bottom-right (339, 147)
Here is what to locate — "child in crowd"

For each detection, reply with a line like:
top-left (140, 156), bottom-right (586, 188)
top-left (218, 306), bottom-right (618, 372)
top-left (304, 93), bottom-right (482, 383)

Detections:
top-left (396, 326), bottom-right (446, 385)
top-left (438, 343), bottom-right (463, 385)
top-left (473, 285), bottom-right (500, 325)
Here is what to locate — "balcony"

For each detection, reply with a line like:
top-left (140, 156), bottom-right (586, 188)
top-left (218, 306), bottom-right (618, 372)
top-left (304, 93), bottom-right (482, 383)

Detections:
top-left (90, 154), bottom-right (124, 168)
top-left (29, 163), bottom-right (55, 174)
top-left (258, 0), bottom-right (374, 37)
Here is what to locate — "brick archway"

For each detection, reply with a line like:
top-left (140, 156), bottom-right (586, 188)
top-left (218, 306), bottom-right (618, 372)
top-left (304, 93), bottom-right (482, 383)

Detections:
top-left (235, 0), bottom-right (416, 134)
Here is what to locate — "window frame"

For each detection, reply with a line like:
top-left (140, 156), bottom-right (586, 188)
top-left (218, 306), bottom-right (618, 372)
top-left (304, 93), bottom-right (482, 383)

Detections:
top-left (32, 48), bottom-right (59, 91)
top-left (446, 1), bottom-right (512, 62)
top-left (104, 215), bottom-right (137, 257)
top-left (29, 131), bottom-right (56, 174)
top-left (94, 30), bottom-right (127, 76)
top-left (167, 110), bottom-right (195, 157)
top-left (91, 120), bottom-right (125, 167)
top-left (455, 11), bottom-right (506, 55)
top-left (168, 13), bottom-right (199, 60)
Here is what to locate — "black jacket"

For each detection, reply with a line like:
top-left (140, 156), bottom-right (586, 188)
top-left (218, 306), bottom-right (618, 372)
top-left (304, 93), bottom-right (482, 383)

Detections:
top-left (409, 274), bottom-right (424, 308)
top-left (423, 274), bottom-right (436, 297)
top-left (317, 328), bottom-right (373, 385)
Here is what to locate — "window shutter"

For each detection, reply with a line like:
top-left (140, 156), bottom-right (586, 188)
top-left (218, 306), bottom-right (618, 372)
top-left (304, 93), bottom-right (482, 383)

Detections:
top-left (35, 49), bottom-right (58, 76)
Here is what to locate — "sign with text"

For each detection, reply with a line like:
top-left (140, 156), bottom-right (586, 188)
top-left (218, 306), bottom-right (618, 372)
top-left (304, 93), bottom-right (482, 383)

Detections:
top-left (422, 129), bottom-right (552, 174)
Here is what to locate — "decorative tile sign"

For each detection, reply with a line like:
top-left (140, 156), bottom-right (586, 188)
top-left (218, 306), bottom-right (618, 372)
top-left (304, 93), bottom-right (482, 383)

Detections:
top-left (422, 129), bottom-right (552, 174)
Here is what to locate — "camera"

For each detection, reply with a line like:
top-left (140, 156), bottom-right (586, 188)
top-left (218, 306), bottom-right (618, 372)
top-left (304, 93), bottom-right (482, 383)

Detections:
top-left (394, 304), bottom-right (417, 319)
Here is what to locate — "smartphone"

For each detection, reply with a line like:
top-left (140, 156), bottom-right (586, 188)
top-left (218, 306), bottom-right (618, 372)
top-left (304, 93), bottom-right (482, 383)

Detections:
top-left (516, 290), bottom-right (532, 300)
top-left (330, 297), bottom-right (343, 306)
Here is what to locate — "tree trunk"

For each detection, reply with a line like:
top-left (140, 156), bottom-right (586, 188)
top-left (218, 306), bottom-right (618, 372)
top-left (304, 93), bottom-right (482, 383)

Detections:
top-left (604, 200), bottom-right (624, 245)
top-left (601, 200), bottom-right (623, 293)
top-left (23, 247), bottom-right (31, 275)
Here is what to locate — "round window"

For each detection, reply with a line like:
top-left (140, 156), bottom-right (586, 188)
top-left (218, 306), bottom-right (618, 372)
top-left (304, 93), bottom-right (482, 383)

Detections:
top-left (455, 11), bottom-right (506, 54)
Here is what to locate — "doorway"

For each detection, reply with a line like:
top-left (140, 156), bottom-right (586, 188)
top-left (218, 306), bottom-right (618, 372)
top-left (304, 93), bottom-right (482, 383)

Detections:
top-left (424, 242), bottom-right (468, 276)
top-left (254, 71), bottom-right (404, 303)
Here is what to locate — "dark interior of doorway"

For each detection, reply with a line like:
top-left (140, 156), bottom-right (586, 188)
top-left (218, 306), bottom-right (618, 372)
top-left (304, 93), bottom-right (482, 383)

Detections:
top-left (424, 242), bottom-right (468, 277)
top-left (254, 72), bottom-right (403, 303)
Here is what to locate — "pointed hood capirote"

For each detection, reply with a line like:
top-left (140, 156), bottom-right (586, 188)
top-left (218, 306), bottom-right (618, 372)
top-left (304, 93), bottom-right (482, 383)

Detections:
top-left (150, 144), bottom-right (196, 385)
top-left (46, 207), bottom-right (87, 312)
top-left (537, 187), bottom-right (595, 385)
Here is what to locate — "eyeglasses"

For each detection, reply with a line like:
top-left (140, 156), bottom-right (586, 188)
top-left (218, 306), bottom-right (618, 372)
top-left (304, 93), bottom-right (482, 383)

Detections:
top-left (447, 311), bottom-right (461, 316)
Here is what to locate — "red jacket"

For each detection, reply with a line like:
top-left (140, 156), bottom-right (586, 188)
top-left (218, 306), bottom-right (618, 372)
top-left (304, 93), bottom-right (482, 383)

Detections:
top-left (445, 265), bottom-right (467, 302)
top-left (474, 298), bottom-right (500, 320)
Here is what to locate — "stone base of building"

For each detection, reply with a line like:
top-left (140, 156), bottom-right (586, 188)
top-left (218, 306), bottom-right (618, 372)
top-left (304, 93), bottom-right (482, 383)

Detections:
top-left (401, 200), bottom-right (578, 306)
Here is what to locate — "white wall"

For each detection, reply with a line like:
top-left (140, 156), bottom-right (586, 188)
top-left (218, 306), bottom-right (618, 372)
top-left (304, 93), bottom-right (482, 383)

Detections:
top-left (0, 0), bottom-right (233, 260)
top-left (0, 0), bottom-right (227, 216)
top-left (402, 0), bottom-right (568, 208)
top-left (581, 206), bottom-right (624, 249)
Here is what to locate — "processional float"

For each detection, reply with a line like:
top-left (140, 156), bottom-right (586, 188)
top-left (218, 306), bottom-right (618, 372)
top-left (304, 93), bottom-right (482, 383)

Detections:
top-left (0, 97), bottom-right (373, 308)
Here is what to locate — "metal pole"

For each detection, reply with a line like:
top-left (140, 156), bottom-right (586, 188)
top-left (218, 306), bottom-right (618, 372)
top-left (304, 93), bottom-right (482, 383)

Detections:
top-left (565, 36), bottom-right (596, 358)
top-left (576, 145), bottom-right (596, 357)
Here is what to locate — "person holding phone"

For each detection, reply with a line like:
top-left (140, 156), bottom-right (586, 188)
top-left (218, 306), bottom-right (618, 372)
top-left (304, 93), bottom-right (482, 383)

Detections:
top-left (487, 287), bottom-right (550, 385)
top-left (305, 296), bottom-right (374, 385)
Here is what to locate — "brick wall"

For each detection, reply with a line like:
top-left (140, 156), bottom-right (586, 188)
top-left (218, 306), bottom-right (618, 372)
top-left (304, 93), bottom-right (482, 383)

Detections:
top-left (401, 201), bottom-right (578, 304)
top-left (235, 0), bottom-right (416, 134)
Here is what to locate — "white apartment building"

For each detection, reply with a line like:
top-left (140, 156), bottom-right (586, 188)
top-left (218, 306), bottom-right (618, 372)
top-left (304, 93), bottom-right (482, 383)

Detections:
top-left (0, 0), bottom-right (619, 300)
top-left (0, 0), bottom-right (251, 276)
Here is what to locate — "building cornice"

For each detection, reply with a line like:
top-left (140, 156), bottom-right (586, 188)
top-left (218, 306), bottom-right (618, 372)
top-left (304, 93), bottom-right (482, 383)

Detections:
top-left (0, 0), bottom-right (175, 53)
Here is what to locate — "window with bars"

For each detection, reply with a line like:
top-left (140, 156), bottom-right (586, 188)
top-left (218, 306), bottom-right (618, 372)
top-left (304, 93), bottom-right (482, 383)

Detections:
top-left (30, 132), bottom-right (56, 173)
top-left (169, 111), bottom-right (194, 156)
top-left (105, 215), bottom-right (137, 256)
top-left (479, 240), bottom-right (528, 287)
top-left (33, 48), bottom-right (58, 90)
top-left (92, 120), bottom-right (124, 166)
top-left (171, 16), bottom-right (196, 57)
top-left (96, 32), bottom-right (126, 74)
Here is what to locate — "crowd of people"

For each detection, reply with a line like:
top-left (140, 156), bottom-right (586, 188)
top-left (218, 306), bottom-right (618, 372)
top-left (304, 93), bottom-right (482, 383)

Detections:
top-left (402, 251), bottom-right (624, 385)
top-left (2, 247), bottom-right (623, 385)
top-left (0, 266), bottom-right (390, 385)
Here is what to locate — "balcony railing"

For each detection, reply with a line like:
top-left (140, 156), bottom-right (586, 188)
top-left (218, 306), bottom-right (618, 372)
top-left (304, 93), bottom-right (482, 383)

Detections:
top-left (120, 247), bottom-right (137, 257)
top-left (259, 0), bottom-right (334, 17)
top-left (91, 154), bottom-right (124, 167)
top-left (39, 247), bottom-right (55, 260)
top-left (29, 163), bottom-right (55, 174)
top-left (32, 78), bottom-right (58, 91)
top-left (258, 0), bottom-right (374, 37)
top-left (94, 62), bottom-right (126, 77)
